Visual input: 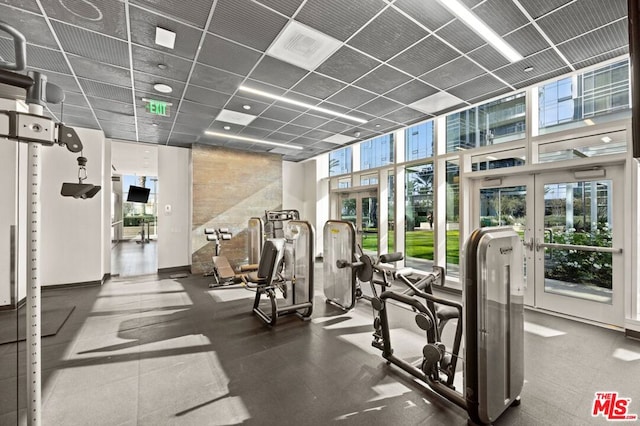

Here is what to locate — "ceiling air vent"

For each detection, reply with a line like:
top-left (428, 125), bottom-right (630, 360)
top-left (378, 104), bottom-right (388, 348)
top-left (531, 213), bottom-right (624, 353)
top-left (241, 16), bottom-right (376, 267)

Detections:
top-left (266, 21), bottom-right (342, 71)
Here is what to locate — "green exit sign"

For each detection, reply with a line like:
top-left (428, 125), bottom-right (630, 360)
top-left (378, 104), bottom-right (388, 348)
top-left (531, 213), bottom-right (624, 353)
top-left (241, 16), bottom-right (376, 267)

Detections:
top-left (146, 99), bottom-right (170, 116)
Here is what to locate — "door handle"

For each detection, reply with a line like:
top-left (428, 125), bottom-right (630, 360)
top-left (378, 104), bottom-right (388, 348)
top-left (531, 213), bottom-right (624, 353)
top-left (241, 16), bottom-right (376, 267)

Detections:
top-left (522, 237), bottom-right (534, 251)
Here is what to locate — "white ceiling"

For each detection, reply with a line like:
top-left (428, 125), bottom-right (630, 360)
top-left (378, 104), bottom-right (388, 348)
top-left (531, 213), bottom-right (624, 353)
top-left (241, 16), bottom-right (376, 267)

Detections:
top-left (111, 140), bottom-right (158, 177)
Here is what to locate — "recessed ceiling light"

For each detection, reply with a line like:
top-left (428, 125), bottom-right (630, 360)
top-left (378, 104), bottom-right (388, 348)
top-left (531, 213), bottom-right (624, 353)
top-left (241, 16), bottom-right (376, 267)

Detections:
top-left (436, 0), bottom-right (523, 63)
top-left (523, 66), bottom-right (534, 73)
top-left (409, 92), bottom-right (464, 115)
top-left (155, 27), bottom-right (176, 49)
top-left (153, 83), bottom-right (172, 94)
top-left (242, 105), bottom-right (251, 110)
top-left (223, 125), bottom-right (231, 130)
top-left (375, 124), bottom-right (381, 128)
top-left (601, 136), bottom-right (612, 143)
top-left (151, 123), bottom-right (158, 127)
top-left (157, 63), bottom-right (168, 70)
top-left (238, 85), bottom-right (367, 124)
top-left (354, 131), bottom-right (361, 137)
top-left (204, 131), bottom-right (303, 150)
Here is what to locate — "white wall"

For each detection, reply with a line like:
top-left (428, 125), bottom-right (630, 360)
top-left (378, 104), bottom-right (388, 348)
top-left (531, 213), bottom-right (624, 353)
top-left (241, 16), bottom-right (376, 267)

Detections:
top-left (282, 161), bottom-right (306, 214)
top-left (0, 136), bottom-right (17, 305)
top-left (40, 128), bottom-right (107, 286)
top-left (157, 145), bottom-right (191, 270)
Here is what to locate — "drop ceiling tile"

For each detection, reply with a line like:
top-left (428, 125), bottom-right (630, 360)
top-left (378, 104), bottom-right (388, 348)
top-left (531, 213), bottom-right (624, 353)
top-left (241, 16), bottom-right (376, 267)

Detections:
top-left (129, 5), bottom-right (202, 60)
top-left (87, 97), bottom-right (134, 115)
top-left (135, 72), bottom-right (185, 100)
top-left (311, 141), bottom-right (341, 150)
top-left (168, 132), bottom-right (199, 145)
top-left (0, 4), bottom-right (58, 49)
top-left (68, 55), bottom-right (131, 87)
top-left (260, 105), bottom-right (301, 122)
top-left (267, 132), bottom-right (296, 142)
top-left (3, 1), bottom-right (40, 13)
top-left (356, 96), bottom-right (403, 116)
top-left (177, 100), bottom-right (221, 118)
top-left (383, 106), bottom-right (428, 124)
top-left (171, 122), bottom-right (203, 135)
top-left (303, 129), bottom-right (334, 140)
top-left (189, 64), bottom-right (245, 95)
top-left (184, 85), bottom-right (231, 107)
top-left (51, 21), bottom-right (129, 67)
top-left (348, 7), bottom-right (428, 62)
top-left (95, 109), bottom-right (136, 124)
top-left (224, 96), bottom-right (271, 116)
top-left (494, 48), bottom-right (569, 86)
top-left (58, 104), bottom-right (92, 118)
top-left (249, 56), bottom-right (308, 89)
top-left (557, 20), bottom-right (628, 65)
top-left (248, 117), bottom-right (286, 131)
top-left (315, 46), bottom-right (380, 84)
top-left (448, 74), bottom-right (509, 102)
top-left (102, 122), bottom-right (137, 134)
top-left (175, 112), bottom-right (214, 127)
top-left (0, 38), bottom-right (65, 73)
top-left (254, 0), bottom-right (305, 17)
top-left (353, 65), bottom-right (412, 94)
top-left (435, 20), bottom-right (485, 54)
top-left (384, 79), bottom-right (438, 104)
top-left (288, 136), bottom-right (317, 146)
top-left (197, 33), bottom-right (262, 75)
top-left (79, 79), bottom-right (132, 103)
top-left (420, 56), bottom-right (485, 89)
top-left (393, 0), bottom-right (454, 31)
top-left (326, 86), bottom-right (377, 109)
top-left (537, 0), bottom-right (627, 44)
top-left (467, 45), bottom-right (511, 72)
top-left (519, 0), bottom-right (573, 19)
top-left (290, 114), bottom-right (328, 128)
top-left (66, 114), bottom-right (101, 129)
top-left (504, 24), bottom-right (551, 58)
top-left (107, 130), bottom-right (138, 141)
top-left (296, 0), bottom-right (386, 41)
top-left (138, 131), bottom-right (170, 144)
top-left (130, 0), bottom-right (215, 28)
top-left (360, 118), bottom-right (398, 132)
top-left (63, 92), bottom-right (90, 108)
top-left (209, 0), bottom-right (288, 51)
top-left (388, 36), bottom-right (459, 77)
top-left (572, 47), bottom-right (629, 70)
top-left (291, 73), bottom-right (346, 100)
top-left (278, 123), bottom-right (312, 136)
top-left (44, 0), bottom-right (127, 39)
top-left (131, 45), bottom-right (192, 81)
top-left (318, 120), bottom-right (353, 133)
top-left (473, 0), bottom-right (529, 36)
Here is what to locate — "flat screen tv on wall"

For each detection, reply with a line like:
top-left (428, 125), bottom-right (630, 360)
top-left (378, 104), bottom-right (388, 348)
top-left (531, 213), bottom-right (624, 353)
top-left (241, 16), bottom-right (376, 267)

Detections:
top-left (127, 185), bottom-right (150, 203)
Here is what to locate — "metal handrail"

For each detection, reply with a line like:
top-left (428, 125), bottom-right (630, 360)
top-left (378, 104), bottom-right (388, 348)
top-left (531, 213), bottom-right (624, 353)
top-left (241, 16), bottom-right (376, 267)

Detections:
top-left (536, 241), bottom-right (622, 254)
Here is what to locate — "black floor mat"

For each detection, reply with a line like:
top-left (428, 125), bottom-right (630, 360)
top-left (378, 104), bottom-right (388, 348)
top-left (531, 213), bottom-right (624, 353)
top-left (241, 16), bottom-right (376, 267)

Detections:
top-left (0, 305), bottom-right (75, 345)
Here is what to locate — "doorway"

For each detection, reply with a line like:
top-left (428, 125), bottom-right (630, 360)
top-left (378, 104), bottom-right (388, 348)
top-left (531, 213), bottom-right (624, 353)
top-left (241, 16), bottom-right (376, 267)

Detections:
top-left (473, 165), bottom-right (624, 326)
top-left (335, 189), bottom-right (379, 257)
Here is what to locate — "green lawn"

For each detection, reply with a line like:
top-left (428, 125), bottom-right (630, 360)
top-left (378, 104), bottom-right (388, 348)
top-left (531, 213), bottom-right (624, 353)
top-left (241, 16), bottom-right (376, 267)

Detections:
top-left (362, 229), bottom-right (460, 265)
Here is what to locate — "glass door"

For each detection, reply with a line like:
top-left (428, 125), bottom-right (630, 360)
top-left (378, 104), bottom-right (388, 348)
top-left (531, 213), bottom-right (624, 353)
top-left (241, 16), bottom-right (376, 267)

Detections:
top-left (474, 176), bottom-right (534, 305)
top-left (337, 189), bottom-right (378, 256)
top-left (534, 168), bottom-right (624, 326)
top-left (473, 166), bottom-right (624, 326)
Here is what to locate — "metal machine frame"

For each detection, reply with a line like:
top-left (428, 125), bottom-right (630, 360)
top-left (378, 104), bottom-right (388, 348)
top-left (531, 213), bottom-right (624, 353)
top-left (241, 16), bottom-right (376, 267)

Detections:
top-left (370, 227), bottom-right (524, 425)
top-left (244, 220), bottom-right (314, 326)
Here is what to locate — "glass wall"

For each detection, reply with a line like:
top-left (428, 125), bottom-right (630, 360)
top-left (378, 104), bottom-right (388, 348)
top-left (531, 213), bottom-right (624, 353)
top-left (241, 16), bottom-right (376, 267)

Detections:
top-left (446, 92), bottom-right (526, 152)
top-left (405, 121), bottom-right (434, 161)
top-left (538, 59), bottom-right (630, 135)
top-left (360, 134), bottom-right (394, 170)
top-left (446, 160), bottom-right (460, 276)
top-left (388, 173), bottom-right (395, 253)
top-left (405, 163), bottom-right (434, 268)
top-left (329, 146), bottom-right (352, 176)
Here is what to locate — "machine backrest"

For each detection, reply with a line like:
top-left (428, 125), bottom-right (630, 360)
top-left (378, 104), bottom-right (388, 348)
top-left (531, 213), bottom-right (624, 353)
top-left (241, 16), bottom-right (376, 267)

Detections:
top-left (257, 240), bottom-right (280, 281)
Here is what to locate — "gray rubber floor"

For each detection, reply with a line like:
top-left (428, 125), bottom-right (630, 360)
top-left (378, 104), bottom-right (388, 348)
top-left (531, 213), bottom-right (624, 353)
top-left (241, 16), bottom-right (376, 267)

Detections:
top-left (1, 265), bottom-right (639, 425)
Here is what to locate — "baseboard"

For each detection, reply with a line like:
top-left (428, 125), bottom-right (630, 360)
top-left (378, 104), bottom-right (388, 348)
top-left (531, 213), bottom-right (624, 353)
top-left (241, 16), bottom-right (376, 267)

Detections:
top-left (42, 279), bottom-right (103, 291)
top-left (0, 297), bottom-right (26, 311)
top-left (626, 328), bottom-right (640, 341)
top-left (102, 273), bottom-right (111, 284)
top-left (158, 265), bottom-right (191, 274)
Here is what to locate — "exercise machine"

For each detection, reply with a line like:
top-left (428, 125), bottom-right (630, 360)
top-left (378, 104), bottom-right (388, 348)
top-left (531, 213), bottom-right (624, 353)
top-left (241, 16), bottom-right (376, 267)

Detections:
top-left (370, 227), bottom-right (524, 425)
top-left (247, 209), bottom-right (300, 267)
top-left (0, 20), bottom-right (101, 424)
top-left (204, 228), bottom-right (237, 287)
top-left (242, 220), bottom-right (314, 326)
